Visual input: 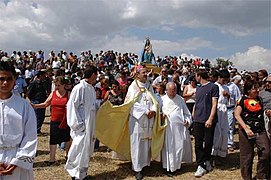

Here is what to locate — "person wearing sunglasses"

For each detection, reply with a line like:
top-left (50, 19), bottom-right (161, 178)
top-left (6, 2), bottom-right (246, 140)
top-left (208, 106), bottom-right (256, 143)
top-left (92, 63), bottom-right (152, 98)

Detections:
top-left (259, 74), bottom-right (271, 178)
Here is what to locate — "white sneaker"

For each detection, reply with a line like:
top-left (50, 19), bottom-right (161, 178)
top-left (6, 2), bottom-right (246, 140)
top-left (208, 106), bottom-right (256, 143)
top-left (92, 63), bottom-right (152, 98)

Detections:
top-left (205, 160), bottom-right (213, 172)
top-left (195, 165), bottom-right (207, 177)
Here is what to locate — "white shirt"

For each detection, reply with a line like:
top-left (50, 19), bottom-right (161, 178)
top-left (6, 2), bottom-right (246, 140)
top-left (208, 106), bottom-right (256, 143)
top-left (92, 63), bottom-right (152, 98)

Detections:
top-left (0, 94), bottom-right (37, 180)
top-left (52, 60), bottom-right (61, 69)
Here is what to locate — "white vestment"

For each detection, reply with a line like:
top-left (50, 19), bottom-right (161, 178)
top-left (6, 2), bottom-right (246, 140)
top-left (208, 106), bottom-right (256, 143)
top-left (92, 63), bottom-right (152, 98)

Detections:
top-left (161, 94), bottom-right (193, 172)
top-left (65, 80), bottom-right (96, 179)
top-left (125, 79), bottom-right (156, 172)
top-left (0, 94), bottom-right (37, 180)
top-left (212, 82), bottom-right (229, 157)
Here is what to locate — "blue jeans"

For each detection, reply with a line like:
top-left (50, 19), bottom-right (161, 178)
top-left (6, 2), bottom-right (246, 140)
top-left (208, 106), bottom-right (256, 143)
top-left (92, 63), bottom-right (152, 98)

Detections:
top-left (227, 108), bottom-right (235, 147)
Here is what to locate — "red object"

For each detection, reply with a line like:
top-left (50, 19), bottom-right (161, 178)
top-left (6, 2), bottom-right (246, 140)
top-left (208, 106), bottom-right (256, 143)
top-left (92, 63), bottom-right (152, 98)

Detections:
top-left (51, 91), bottom-right (68, 128)
top-left (100, 86), bottom-right (108, 99)
top-left (244, 99), bottom-right (262, 112)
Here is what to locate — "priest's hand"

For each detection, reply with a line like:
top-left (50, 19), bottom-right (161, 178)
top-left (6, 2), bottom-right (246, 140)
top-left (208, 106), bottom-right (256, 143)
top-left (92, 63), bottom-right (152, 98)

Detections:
top-left (0, 164), bottom-right (17, 176)
top-left (0, 163), bottom-right (6, 173)
top-left (183, 120), bottom-right (189, 127)
top-left (147, 111), bottom-right (156, 119)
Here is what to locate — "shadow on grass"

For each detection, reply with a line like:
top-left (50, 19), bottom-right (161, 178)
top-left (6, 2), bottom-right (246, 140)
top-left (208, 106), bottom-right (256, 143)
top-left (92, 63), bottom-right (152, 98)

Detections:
top-left (36, 149), bottom-right (50, 156)
top-left (91, 158), bottom-right (197, 179)
top-left (212, 151), bottom-right (240, 171)
top-left (95, 146), bottom-right (111, 153)
top-left (33, 159), bottom-right (66, 168)
top-left (37, 132), bottom-right (50, 137)
top-left (92, 161), bottom-right (133, 179)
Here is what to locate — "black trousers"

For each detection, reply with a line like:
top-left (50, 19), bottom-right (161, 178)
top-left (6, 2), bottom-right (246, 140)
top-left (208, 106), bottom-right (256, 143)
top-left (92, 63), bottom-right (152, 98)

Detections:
top-left (34, 108), bottom-right (46, 132)
top-left (193, 122), bottom-right (216, 168)
top-left (239, 129), bottom-right (270, 180)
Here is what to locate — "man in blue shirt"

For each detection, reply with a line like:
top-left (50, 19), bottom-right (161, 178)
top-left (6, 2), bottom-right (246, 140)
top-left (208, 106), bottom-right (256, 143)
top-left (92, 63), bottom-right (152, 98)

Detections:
top-left (192, 69), bottom-right (219, 177)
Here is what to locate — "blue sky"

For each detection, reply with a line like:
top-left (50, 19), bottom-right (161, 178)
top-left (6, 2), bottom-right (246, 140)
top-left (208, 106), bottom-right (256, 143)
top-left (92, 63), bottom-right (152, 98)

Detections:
top-left (0, 0), bottom-right (270, 72)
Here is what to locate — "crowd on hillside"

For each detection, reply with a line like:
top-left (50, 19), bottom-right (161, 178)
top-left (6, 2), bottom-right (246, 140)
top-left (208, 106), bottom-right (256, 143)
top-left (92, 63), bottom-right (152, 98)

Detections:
top-left (0, 48), bottom-right (270, 180)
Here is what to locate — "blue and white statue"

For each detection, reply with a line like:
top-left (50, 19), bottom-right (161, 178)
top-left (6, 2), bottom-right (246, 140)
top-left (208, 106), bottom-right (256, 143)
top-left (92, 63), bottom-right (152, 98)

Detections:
top-left (139, 37), bottom-right (156, 65)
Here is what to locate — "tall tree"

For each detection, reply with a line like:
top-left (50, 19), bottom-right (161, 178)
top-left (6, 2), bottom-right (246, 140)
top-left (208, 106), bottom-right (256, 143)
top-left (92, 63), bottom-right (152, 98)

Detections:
top-left (216, 58), bottom-right (233, 68)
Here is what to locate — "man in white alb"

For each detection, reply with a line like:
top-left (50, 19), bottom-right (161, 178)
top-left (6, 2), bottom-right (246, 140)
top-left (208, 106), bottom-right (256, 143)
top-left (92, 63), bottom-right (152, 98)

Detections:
top-left (0, 61), bottom-right (37, 180)
top-left (124, 66), bottom-right (157, 180)
top-left (161, 82), bottom-right (193, 177)
top-left (65, 66), bottom-right (98, 180)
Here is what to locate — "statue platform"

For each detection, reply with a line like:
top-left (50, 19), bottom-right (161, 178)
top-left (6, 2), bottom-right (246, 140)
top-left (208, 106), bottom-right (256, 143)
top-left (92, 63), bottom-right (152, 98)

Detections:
top-left (144, 63), bottom-right (161, 74)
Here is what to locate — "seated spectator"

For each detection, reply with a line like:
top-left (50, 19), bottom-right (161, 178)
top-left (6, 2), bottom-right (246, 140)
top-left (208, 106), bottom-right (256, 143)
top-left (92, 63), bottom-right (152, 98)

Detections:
top-left (104, 80), bottom-right (125, 105)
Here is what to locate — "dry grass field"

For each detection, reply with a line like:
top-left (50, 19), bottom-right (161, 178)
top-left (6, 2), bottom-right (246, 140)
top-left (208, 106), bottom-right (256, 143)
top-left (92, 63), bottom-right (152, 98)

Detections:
top-left (33, 108), bottom-right (259, 180)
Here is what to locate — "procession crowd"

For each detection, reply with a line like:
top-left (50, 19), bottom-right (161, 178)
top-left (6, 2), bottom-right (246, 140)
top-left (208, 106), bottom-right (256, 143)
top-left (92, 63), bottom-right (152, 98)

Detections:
top-left (0, 48), bottom-right (270, 180)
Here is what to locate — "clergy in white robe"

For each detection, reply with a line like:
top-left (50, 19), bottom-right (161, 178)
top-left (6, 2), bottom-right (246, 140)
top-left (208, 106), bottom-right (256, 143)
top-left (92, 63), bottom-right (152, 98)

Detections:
top-left (65, 66), bottom-right (98, 180)
top-left (161, 82), bottom-right (193, 174)
top-left (0, 61), bottom-right (37, 180)
top-left (124, 66), bottom-right (157, 179)
top-left (212, 73), bottom-right (230, 158)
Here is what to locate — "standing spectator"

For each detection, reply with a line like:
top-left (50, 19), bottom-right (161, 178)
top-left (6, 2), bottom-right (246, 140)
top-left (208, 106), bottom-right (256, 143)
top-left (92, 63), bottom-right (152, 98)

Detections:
top-left (152, 68), bottom-right (172, 90)
top-left (27, 70), bottom-right (48, 134)
top-left (24, 65), bottom-right (34, 85)
top-left (32, 76), bottom-right (71, 165)
top-left (100, 78), bottom-right (109, 100)
top-left (65, 66), bottom-right (98, 180)
top-left (0, 61), bottom-right (37, 179)
top-left (212, 69), bottom-right (230, 164)
top-left (179, 69), bottom-right (190, 95)
top-left (94, 88), bottom-right (103, 151)
top-left (192, 69), bottom-right (219, 177)
top-left (161, 82), bottom-right (193, 177)
top-left (104, 67), bottom-right (115, 85)
top-left (35, 59), bottom-right (45, 71)
top-left (52, 57), bottom-right (61, 69)
top-left (258, 69), bottom-right (268, 90)
top-left (172, 73), bottom-right (182, 95)
top-left (117, 71), bottom-right (129, 94)
top-left (259, 74), bottom-right (271, 176)
top-left (227, 75), bottom-right (242, 151)
top-left (183, 75), bottom-right (197, 113)
top-left (154, 82), bottom-right (165, 111)
top-left (259, 74), bottom-right (271, 139)
top-left (235, 80), bottom-right (270, 180)
top-left (13, 69), bottom-right (27, 97)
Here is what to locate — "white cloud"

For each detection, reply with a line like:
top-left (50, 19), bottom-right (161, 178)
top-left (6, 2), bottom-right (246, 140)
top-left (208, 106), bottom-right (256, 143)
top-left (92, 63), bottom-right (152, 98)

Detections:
top-left (121, 1), bottom-right (137, 19)
top-left (230, 46), bottom-right (271, 72)
top-left (92, 35), bottom-right (214, 58)
top-left (0, 0), bottom-right (269, 72)
top-left (161, 26), bottom-right (175, 32)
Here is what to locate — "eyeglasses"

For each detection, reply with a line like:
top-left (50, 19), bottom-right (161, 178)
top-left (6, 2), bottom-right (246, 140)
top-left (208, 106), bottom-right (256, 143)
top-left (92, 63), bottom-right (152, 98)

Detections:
top-left (265, 80), bottom-right (271, 83)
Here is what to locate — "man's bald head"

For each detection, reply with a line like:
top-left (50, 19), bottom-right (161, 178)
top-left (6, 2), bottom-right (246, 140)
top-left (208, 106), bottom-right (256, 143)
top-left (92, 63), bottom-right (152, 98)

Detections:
top-left (166, 82), bottom-right (177, 99)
